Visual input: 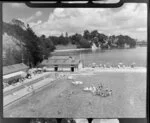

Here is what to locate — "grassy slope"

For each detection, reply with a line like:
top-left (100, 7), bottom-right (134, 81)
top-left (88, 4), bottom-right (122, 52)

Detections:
top-left (55, 44), bottom-right (77, 50)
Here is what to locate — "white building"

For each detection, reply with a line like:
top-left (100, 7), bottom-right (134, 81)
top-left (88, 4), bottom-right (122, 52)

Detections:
top-left (40, 56), bottom-right (83, 72)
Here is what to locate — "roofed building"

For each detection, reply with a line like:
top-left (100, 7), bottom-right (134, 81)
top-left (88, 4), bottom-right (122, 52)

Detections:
top-left (3, 63), bottom-right (29, 85)
top-left (40, 56), bottom-right (83, 72)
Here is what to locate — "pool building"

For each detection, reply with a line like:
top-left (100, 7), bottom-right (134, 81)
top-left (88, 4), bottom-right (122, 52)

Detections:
top-left (3, 63), bottom-right (29, 86)
top-left (40, 56), bottom-right (83, 72)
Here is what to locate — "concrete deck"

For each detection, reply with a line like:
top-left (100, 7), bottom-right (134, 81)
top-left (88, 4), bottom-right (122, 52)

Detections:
top-left (3, 72), bottom-right (51, 96)
top-left (3, 67), bottom-right (146, 118)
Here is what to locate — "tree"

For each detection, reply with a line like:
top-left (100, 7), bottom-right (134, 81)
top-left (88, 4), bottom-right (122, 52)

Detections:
top-left (77, 37), bottom-right (91, 48)
top-left (90, 30), bottom-right (99, 39)
top-left (24, 26), bottom-right (43, 66)
top-left (91, 37), bottom-right (99, 47)
top-left (83, 30), bottom-right (91, 40)
top-left (97, 33), bottom-right (107, 44)
top-left (65, 32), bottom-right (68, 38)
top-left (49, 36), bottom-right (60, 45)
top-left (58, 34), bottom-right (69, 45)
top-left (40, 35), bottom-right (55, 59)
top-left (70, 33), bottom-right (82, 45)
top-left (115, 35), bottom-right (136, 48)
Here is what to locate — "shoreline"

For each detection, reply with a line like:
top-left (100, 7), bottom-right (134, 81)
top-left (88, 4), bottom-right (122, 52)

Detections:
top-left (52, 46), bottom-right (147, 53)
top-left (52, 48), bottom-right (91, 53)
top-left (79, 67), bottom-right (146, 73)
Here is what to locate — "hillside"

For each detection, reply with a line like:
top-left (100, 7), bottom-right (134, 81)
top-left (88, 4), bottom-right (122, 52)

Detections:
top-left (3, 33), bottom-right (20, 51)
top-left (3, 20), bottom-right (55, 66)
top-left (55, 44), bottom-right (77, 50)
top-left (3, 33), bottom-right (22, 66)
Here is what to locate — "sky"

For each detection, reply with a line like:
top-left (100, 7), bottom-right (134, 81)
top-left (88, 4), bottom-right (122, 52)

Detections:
top-left (3, 2), bottom-right (147, 41)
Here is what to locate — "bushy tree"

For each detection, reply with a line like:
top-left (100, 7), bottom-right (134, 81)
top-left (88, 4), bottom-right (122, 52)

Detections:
top-left (83, 30), bottom-right (91, 40)
top-left (70, 33), bottom-right (82, 45)
top-left (116, 35), bottom-right (136, 48)
top-left (24, 25), bottom-right (43, 66)
top-left (77, 37), bottom-right (91, 48)
top-left (49, 36), bottom-right (60, 45)
top-left (40, 35), bottom-right (55, 59)
top-left (90, 30), bottom-right (99, 39)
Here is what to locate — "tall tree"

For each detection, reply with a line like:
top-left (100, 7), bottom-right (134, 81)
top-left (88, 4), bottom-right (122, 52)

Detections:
top-left (24, 25), bottom-right (43, 66)
top-left (59, 34), bottom-right (68, 45)
top-left (40, 34), bottom-right (55, 60)
top-left (83, 30), bottom-right (91, 40)
top-left (90, 30), bottom-right (99, 39)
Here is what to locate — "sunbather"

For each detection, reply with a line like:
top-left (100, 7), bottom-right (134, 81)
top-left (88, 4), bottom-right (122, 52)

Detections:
top-left (91, 85), bottom-right (96, 93)
top-left (98, 83), bottom-right (103, 89)
top-left (104, 89), bottom-right (112, 96)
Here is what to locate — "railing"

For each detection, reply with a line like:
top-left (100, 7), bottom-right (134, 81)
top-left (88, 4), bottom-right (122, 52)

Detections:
top-left (3, 73), bottom-right (51, 97)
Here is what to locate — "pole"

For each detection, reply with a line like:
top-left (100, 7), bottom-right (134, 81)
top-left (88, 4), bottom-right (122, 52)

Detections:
top-left (80, 52), bottom-right (84, 68)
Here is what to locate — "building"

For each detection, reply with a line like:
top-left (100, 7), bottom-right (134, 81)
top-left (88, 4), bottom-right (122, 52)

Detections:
top-left (40, 56), bottom-right (83, 72)
top-left (3, 63), bottom-right (29, 85)
top-left (136, 41), bottom-right (147, 46)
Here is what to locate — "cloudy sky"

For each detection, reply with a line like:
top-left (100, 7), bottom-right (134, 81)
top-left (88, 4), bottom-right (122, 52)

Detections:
top-left (3, 2), bottom-right (147, 41)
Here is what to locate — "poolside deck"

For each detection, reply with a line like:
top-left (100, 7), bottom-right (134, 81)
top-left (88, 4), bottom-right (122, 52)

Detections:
top-left (3, 67), bottom-right (146, 118)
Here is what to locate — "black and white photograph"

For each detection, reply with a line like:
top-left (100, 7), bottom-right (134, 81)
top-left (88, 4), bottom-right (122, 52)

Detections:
top-left (2, 1), bottom-right (147, 118)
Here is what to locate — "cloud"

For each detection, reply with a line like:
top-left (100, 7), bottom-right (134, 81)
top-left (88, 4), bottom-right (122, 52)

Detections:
top-left (31, 3), bottom-right (147, 40)
top-left (21, 11), bottom-right (43, 23)
top-left (136, 28), bottom-right (147, 32)
top-left (35, 11), bottom-right (43, 17)
top-left (10, 3), bottom-right (25, 8)
top-left (29, 20), bottom-right (42, 27)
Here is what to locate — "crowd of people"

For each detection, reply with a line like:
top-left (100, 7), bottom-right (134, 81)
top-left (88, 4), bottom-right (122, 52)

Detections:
top-left (83, 83), bottom-right (112, 97)
top-left (88, 62), bottom-right (136, 69)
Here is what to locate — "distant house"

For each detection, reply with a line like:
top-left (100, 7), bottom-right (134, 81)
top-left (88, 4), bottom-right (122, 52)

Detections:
top-left (40, 56), bottom-right (83, 72)
top-left (3, 63), bottom-right (29, 84)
